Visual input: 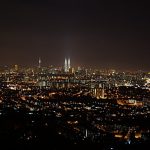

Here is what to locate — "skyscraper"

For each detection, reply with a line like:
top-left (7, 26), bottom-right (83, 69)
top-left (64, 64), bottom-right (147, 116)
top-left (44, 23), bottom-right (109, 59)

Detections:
top-left (64, 58), bottom-right (71, 72)
top-left (68, 58), bottom-right (70, 70)
top-left (64, 58), bottom-right (68, 72)
top-left (14, 64), bottom-right (18, 71)
top-left (39, 57), bottom-right (41, 68)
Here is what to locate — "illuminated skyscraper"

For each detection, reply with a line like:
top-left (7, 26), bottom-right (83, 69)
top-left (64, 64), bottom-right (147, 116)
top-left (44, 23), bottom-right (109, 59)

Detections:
top-left (14, 64), bottom-right (18, 71)
top-left (64, 58), bottom-right (68, 72)
top-left (39, 57), bottom-right (41, 68)
top-left (64, 58), bottom-right (71, 72)
top-left (68, 58), bottom-right (70, 70)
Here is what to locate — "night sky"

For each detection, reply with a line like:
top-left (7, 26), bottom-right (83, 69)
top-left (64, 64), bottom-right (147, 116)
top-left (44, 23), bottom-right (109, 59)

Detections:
top-left (0, 0), bottom-right (150, 71)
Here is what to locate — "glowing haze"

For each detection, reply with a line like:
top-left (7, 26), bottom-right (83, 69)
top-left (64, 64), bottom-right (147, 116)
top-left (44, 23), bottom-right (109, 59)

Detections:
top-left (0, 0), bottom-right (150, 71)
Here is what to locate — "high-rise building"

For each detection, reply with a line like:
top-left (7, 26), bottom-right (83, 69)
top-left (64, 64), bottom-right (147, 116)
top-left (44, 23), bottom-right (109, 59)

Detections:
top-left (91, 87), bottom-right (105, 99)
top-left (64, 58), bottom-right (71, 72)
top-left (14, 64), bottom-right (18, 71)
top-left (68, 58), bottom-right (70, 70)
top-left (64, 58), bottom-right (68, 72)
top-left (39, 57), bottom-right (41, 68)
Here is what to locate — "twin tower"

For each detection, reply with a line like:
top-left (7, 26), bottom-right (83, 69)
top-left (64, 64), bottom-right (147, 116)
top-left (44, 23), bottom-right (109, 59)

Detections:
top-left (64, 58), bottom-right (71, 72)
top-left (38, 57), bottom-right (71, 72)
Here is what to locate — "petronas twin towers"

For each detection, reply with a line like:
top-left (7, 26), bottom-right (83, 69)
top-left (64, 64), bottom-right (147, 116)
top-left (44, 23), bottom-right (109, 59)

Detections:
top-left (38, 57), bottom-right (70, 72)
top-left (64, 58), bottom-right (71, 72)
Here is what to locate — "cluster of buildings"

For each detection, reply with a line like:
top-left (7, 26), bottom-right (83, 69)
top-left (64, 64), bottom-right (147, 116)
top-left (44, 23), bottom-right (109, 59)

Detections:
top-left (0, 58), bottom-right (150, 148)
top-left (0, 58), bottom-right (150, 102)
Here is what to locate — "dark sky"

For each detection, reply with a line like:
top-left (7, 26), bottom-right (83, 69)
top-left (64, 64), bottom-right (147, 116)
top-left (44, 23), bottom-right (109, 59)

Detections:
top-left (0, 0), bottom-right (150, 70)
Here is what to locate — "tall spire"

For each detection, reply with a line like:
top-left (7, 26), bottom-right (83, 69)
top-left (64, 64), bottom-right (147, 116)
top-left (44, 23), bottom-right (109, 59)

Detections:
top-left (64, 57), bottom-right (71, 72)
top-left (64, 58), bottom-right (67, 72)
top-left (68, 58), bottom-right (70, 70)
top-left (39, 57), bottom-right (41, 68)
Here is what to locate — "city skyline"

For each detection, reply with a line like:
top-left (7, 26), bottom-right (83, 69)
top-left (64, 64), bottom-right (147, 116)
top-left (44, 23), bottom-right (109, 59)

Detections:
top-left (0, 1), bottom-right (150, 70)
top-left (0, 56), bottom-right (149, 72)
